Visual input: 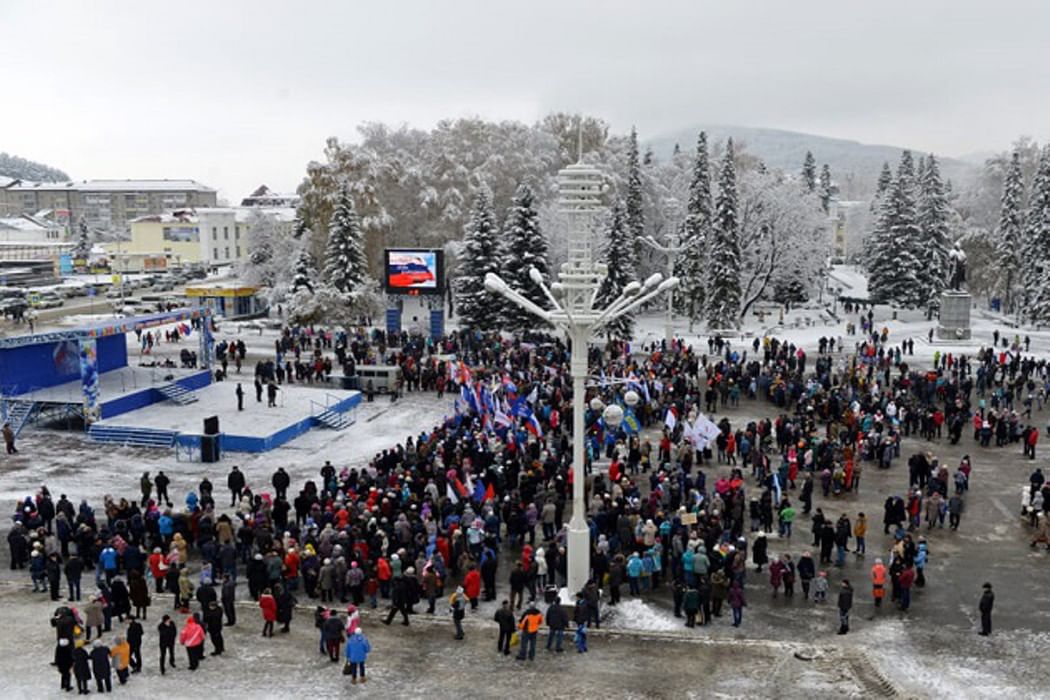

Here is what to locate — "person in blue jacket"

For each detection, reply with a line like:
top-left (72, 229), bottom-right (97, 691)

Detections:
top-left (345, 628), bottom-right (371, 684)
top-left (626, 553), bottom-right (643, 595)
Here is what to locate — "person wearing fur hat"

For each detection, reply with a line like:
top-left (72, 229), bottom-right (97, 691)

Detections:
top-left (450, 586), bottom-right (466, 639)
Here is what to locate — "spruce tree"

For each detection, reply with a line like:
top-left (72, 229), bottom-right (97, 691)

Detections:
top-left (74, 218), bottom-right (91, 260)
top-left (1024, 147), bottom-right (1050, 320)
top-left (456, 186), bottom-right (501, 332)
top-left (996, 150), bottom-right (1026, 312)
top-left (500, 184), bottom-right (550, 334)
top-left (802, 151), bottom-right (817, 192)
top-left (626, 126), bottom-right (646, 263)
top-left (678, 131), bottom-right (713, 326)
top-left (324, 187), bottom-right (368, 294)
top-left (916, 154), bottom-right (953, 305)
top-left (706, 139), bottom-right (742, 328)
top-left (595, 202), bottom-right (636, 339)
top-left (291, 242), bottom-right (315, 294)
top-left (819, 163), bottom-right (833, 214)
top-left (868, 151), bottom-right (925, 308)
top-left (874, 162), bottom-right (893, 205)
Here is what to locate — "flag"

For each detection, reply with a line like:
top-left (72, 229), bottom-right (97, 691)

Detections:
top-left (460, 384), bottom-right (479, 414)
top-left (446, 482), bottom-right (459, 505)
top-left (494, 405), bottom-right (513, 428)
top-left (457, 361), bottom-right (472, 386)
top-left (623, 408), bottom-right (640, 435)
top-left (526, 385), bottom-right (539, 405)
top-left (484, 482), bottom-right (496, 502)
top-left (502, 373), bottom-right (518, 396)
top-left (664, 406), bottom-right (677, 432)
top-left (454, 477), bottom-right (469, 499)
top-left (525, 412), bottom-right (543, 437)
top-left (693, 413), bottom-right (721, 441)
top-left (472, 477), bottom-right (485, 503)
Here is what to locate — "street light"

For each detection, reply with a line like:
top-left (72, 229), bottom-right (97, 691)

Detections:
top-left (485, 152), bottom-right (677, 598)
top-left (640, 196), bottom-right (696, 345)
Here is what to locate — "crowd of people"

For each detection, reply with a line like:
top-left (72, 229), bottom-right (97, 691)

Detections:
top-left (7, 318), bottom-right (1041, 690)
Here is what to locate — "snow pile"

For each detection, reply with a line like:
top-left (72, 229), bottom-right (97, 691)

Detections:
top-left (605, 598), bottom-right (680, 632)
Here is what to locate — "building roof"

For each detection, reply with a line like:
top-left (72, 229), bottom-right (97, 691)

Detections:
top-left (7, 179), bottom-right (216, 193)
top-left (130, 210), bottom-right (199, 225)
top-left (0, 306), bottom-right (211, 350)
top-left (0, 214), bottom-right (58, 232)
top-left (195, 206), bottom-right (297, 224)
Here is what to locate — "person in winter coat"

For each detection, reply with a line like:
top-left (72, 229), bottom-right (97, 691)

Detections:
top-left (221, 574), bottom-right (237, 625)
top-left (323, 610), bottom-right (344, 661)
top-left (752, 534), bottom-right (769, 571)
top-left (607, 555), bottom-right (624, 605)
top-left (64, 555), bottom-right (83, 602)
top-left (494, 600), bottom-right (517, 655)
top-left (89, 641), bottom-right (112, 693)
top-left (204, 601), bottom-right (225, 655)
top-left (157, 614), bottom-right (177, 674)
top-left (837, 580), bottom-right (853, 635)
top-left (450, 587), bottom-right (467, 640)
top-left (56, 635), bottom-right (74, 692)
top-left (110, 636), bottom-right (130, 685)
top-left (545, 599), bottom-right (568, 652)
top-left (126, 617), bottom-right (143, 673)
top-left (871, 559), bottom-right (887, 608)
top-left (683, 585), bottom-right (700, 628)
top-left (463, 565), bottom-right (482, 610)
top-left (277, 584), bottom-right (297, 632)
top-left (84, 596), bottom-right (104, 641)
top-left (728, 581), bottom-right (746, 627)
top-left (382, 575), bottom-right (411, 626)
top-left (179, 613), bottom-right (206, 670)
top-left (898, 566), bottom-right (915, 611)
top-left (345, 628), bottom-right (371, 684)
top-left (128, 570), bottom-right (150, 620)
top-left (259, 588), bottom-right (277, 637)
top-left (73, 644), bottom-right (92, 694)
top-left (979, 582), bottom-right (995, 635)
top-left (709, 569), bottom-right (729, 616)
top-left (797, 552), bottom-right (816, 599)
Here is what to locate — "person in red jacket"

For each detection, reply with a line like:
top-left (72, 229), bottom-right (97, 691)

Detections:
top-left (179, 613), bottom-right (206, 670)
top-left (259, 588), bottom-right (277, 637)
top-left (1026, 426), bottom-right (1038, 460)
top-left (377, 557), bottom-right (392, 598)
top-left (284, 548), bottom-right (301, 591)
top-left (898, 566), bottom-right (915, 611)
top-left (148, 547), bottom-right (167, 594)
top-left (463, 564), bottom-right (482, 610)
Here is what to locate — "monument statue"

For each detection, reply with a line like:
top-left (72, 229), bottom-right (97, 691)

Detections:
top-left (948, 242), bottom-right (967, 291)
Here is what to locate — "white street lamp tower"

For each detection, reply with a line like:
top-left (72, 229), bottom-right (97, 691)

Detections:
top-left (641, 196), bottom-right (695, 345)
top-left (485, 151), bottom-right (678, 597)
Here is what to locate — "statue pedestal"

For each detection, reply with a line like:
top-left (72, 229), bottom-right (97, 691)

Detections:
top-left (937, 291), bottom-right (972, 340)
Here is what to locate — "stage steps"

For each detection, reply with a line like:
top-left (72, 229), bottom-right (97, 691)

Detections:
top-left (88, 424), bottom-right (177, 448)
top-left (158, 382), bottom-right (199, 405)
top-left (316, 407), bottom-right (354, 430)
top-left (5, 400), bottom-right (40, 438)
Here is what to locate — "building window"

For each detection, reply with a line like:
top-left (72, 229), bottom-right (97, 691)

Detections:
top-left (235, 225), bottom-right (240, 239)
top-left (224, 247), bottom-right (230, 259)
top-left (235, 246), bottom-right (241, 258)
top-left (213, 248), bottom-right (219, 259)
top-left (223, 226), bottom-right (229, 240)
top-left (212, 227), bottom-right (218, 240)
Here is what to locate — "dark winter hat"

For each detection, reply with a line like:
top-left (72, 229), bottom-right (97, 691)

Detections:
top-left (983, 582), bottom-right (992, 589)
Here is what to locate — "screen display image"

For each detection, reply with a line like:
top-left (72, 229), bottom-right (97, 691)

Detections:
top-left (386, 250), bottom-right (442, 293)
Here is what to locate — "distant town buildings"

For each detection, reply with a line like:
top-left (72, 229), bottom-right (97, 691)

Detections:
top-left (0, 179), bottom-right (217, 234)
top-left (240, 184), bottom-right (300, 208)
top-left (828, 198), bottom-right (865, 260)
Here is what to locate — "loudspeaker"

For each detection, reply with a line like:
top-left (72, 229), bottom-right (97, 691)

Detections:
top-left (203, 416), bottom-right (220, 435)
top-left (201, 435), bottom-right (219, 463)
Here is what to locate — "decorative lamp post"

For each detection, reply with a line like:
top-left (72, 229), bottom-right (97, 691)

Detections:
top-left (640, 196), bottom-right (693, 346)
top-left (485, 148), bottom-right (678, 597)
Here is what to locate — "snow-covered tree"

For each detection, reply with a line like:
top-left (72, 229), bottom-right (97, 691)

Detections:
top-left (500, 184), bottom-right (550, 334)
top-left (290, 239), bottom-right (315, 295)
top-left (239, 210), bottom-right (298, 304)
top-left (818, 163), bottom-right (833, 214)
top-left (916, 154), bottom-right (953, 305)
top-left (995, 151), bottom-right (1026, 312)
top-left (868, 151), bottom-right (925, 308)
top-left (625, 126), bottom-right (646, 262)
top-left (1024, 147), bottom-right (1050, 320)
top-left (595, 202), bottom-right (635, 339)
top-left (802, 151), bottom-right (817, 192)
top-left (456, 186), bottom-right (501, 332)
top-left (74, 218), bottom-right (91, 260)
top-left (736, 170), bottom-right (828, 314)
top-left (324, 187), bottom-right (369, 294)
top-left (678, 132), bottom-right (713, 326)
top-left (707, 139), bottom-right (742, 328)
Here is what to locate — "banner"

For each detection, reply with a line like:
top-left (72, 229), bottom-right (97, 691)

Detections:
top-left (78, 338), bottom-right (100, 424)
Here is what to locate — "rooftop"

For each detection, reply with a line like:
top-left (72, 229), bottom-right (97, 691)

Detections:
top-left (6, 179), bottom-right (216, 193)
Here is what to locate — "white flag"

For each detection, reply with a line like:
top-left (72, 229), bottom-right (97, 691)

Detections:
top-left (665, 407), bottom-right (677, 432)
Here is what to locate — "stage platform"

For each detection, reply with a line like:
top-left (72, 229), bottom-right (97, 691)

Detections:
top-left (20, 365), bottom-right (208, 413)
top-left (93, 380), bottom-right (362, 453)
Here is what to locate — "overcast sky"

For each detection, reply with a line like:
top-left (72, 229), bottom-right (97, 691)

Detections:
top-left (3, 1), bottom-right (1048, 200)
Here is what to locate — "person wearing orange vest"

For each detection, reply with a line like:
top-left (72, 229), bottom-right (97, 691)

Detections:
top-left (516, 603), bottom-right (543, 661)
top-left (871, 559), bottom-right (887, 608)
top-left (178, 613), bottom-right (206, 670)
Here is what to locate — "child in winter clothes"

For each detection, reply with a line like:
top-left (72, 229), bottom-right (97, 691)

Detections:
top-left (574, 622), bottom-right (588, 653)
top-left (813, 572), bottom-right (829, 603)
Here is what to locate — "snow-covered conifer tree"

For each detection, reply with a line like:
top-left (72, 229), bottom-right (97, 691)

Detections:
top-left (868, 151), bottom-right (925, 308)
top-left (678, 131), bottom-right (713, 326)
top-left (995, 151), bottom-right (1026, 311)
top-left (500, 184), bottom-right (550, 334)
top-left (291, 241), bottom-right (315, 294)
top-left (1024, 147), bottom-right (1050, 320)
top-left (74, 218), bottom-right (91, 260)
top-left (324, 187), bottom-right (368, 294)
top-left (706, 139), bottom-right (742, 328)
top-left (456, 186), bottom-right (501, 332)
top-left (819, 163), bottom-right (833, 214)
top-left (595, 202), bottom-right (635, 339)
top-left (916, 154), bottom-right (953, 305)
top-left (625, 126), bottom-right (646, 261)
top-left (802, 151), bottom-right (817, 192)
